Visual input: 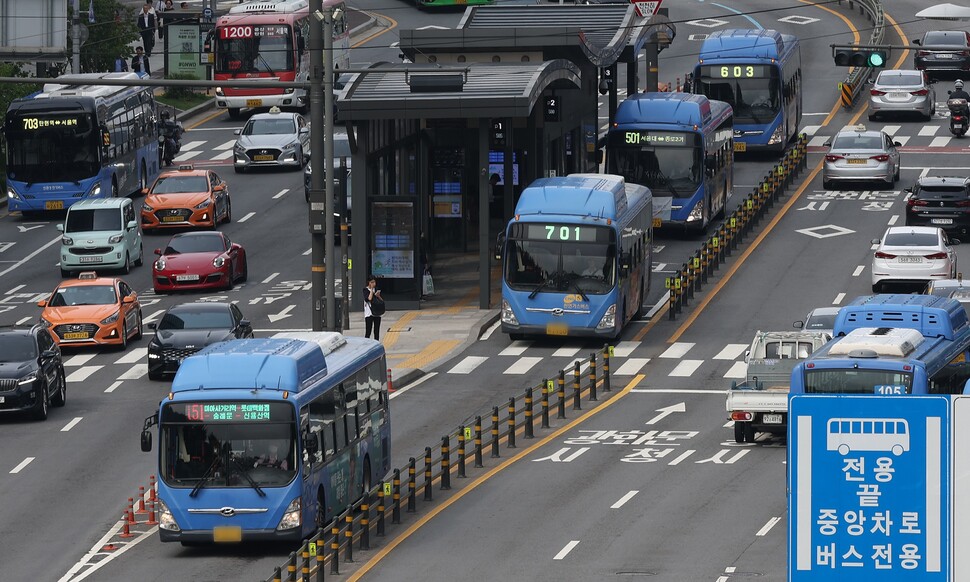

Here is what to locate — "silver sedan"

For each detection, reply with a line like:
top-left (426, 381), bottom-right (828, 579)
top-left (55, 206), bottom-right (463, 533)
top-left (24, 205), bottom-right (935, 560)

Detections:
top-left (871, 226), bottom-right (958, 292)
top-left (822, 125), bottom-right (901, 190)
top-left (232, 108), bottom-right (310, 173)
top-left (868, 69), bottom-right (935, 121)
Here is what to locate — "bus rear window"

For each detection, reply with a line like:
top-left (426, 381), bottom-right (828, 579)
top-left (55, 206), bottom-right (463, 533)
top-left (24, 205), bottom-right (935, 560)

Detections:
top-left (804, 369), bottom-right (913, 394)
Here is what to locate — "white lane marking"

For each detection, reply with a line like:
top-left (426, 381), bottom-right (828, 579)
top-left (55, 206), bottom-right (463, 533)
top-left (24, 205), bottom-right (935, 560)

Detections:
top-left (447, 356), bottom-right (488, 374)
top-left (303, 248), bottom-right (312, 256)
top-left (143, 309), bottom-right (165, 324)
top-left (173, 150), bottom-right (201, 161)
top-left (919, 125), bottom-right (939, 136)
top-left (553, 346), bottom-right (582, 357)
top-left (179, 140), bottom-right (206, 150)
top-left (16, 316), bottom-right (32, 325)
top-left (564, 358), bottom-right (591, 374)
top-left (479, 320), bottom-right (500, 341)
top-left (273, 188), bottom-right (289, 199)
top-left (57, 519), bottom-right (158, 582)
top-left (499, 342), bottom-right (530, 356)
top-left (888, 214), bottom-right (899, 225)
top-left (726, 567), bottom-right (737, 573)
top-left (66, 366), bottom-right (103, 382)
top-left (114, 347), bottom-right (147, 365)
top-left (612, 341), bottom-right (639, 358)
top-left (0, 236), bottom-right (61, 279)
top-left (632, 388), bottom-right (723, 394)
top-left (756, 516), bottom-right (782, 536)
top-left (801, 125), bottom-right (820, 136)
top-left (611, 490), bottom-right (639, 509)
top-left (104, 380), bottom-right (123, 393)
top-left (504, 356), bottom-right (542, 375)
top-left (213, 139), bottom-right (236, 150)
top-left (723, 361), bottom-right (747, 379)
top-left (659, 342), bottom-right (694, 358)
top-left (614, 358), bottom-right (650, 376)
top-left (669, 359), bottom-right (703, 377)
top-left (645, 293), bottom-right (669, 319)
top-left (553, 540), bottom-right (580, 560)
top-left (118, 364), bottom-right (147, 380)
top-left (852, 265), bottom-right (865, 277)
top-left (9, 457), bottom-right (34, 474)
top-left (930, 136), bottom-right (952, 148)
top-left (808, 135), bottom-right (828, 148)
top-left (61, 417), bottom-right (83, 432)
top-left (262, 272), bottom-right (280, 284)
top-left (894, 135), bottom-right (911, 146)
top-left (5, 284), bottom-right (25, 294)
top-left (723, 420), bottom-right (735, 428)
top-left (716, 577), bottom-right (729, 582)
top-left (65, 354), bottom-right (97, 367)
top-left (668, 450), bottom-right (696, 465)
top-left (882, 125), bottom-right (901, 136)
top-left (833, 293), bottom-right (845, 305)
top-left (238, 212), bottom-right (256, 223)
top-left (713, 344), bottom-right (746, 360)
top-left (211, 150), bottom-right (234, 160)
top-left (388, 372), bottom-right (436, 400)
top-left (652, 262), bottom-right (667, 272)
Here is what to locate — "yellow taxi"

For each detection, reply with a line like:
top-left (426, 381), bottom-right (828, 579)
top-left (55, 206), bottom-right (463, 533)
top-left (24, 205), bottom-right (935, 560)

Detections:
top-left (141, 165), bottom-right (232, 231)
top-left (37, 272), bottom-right (143, 349)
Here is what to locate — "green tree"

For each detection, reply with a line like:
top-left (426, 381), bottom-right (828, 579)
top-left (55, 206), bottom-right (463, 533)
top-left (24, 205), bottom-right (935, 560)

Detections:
top-left (0, 63), bottom-right (41, 189)
top-left (68, 0), bottom-right (140, 73)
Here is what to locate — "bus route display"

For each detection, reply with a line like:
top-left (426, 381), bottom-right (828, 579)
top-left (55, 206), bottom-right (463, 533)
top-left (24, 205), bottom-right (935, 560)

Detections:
top-left (218, 24), bottom-right (289, 39)
top-left (699, 64), bottom-right (769, 79)
top-left (616, 130), bottom-right (690, 146)
top-left (8, 114), bottom-right (87, 132)
top-left (163, 402), bottom-right (293, 422)
top-left (515, 223), bottom-right (611, 243)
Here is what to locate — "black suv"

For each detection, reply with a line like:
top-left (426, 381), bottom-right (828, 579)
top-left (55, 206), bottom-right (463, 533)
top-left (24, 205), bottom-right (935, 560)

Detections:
top-left (914, 30), bottom-right (970, 75)
top-left (905, 176), bottom-right (970, 239)
top-left (147, 302), bottom-right (253, 381)
top-left (0, 325), bottom-right (66, 420)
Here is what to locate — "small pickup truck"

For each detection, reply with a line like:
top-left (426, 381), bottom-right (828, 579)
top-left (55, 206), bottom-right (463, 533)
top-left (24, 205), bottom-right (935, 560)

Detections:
top-left (726, 330), bottom-right (832, 443)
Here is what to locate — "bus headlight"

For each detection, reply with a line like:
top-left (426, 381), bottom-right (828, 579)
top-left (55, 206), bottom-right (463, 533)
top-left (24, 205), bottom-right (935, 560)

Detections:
top-left (90, 182), bottom-right (102, 197)
top-left (596, 304), bottom-right (616, 330)
top-left (276, 498), bottom-right (301, 530)
top-left (215, 87), bottom-right (224, 97)
top-left (158, 499), bottom-right (180, 531)
top-left (768, 124), bottom-right (785, 145)
top-left (686, 204), bottom-right (704, 222)
top-left (7, 186), bottom-right (20, 201)
top-left (501, 300), bottom-right (518, 325)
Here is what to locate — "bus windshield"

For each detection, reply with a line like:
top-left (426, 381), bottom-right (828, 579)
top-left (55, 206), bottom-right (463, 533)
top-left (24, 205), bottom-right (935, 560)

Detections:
top-left (5, 112), bottom-right (99, 184)
top-left (700, 74), bottom-right (780, 126)
top-left (607, 133), bottom-right (701, 196)
top-left (216, 28), bottom-right (294, 75)
top-left (505, 236), bottom-right (615, 294)
top-left (804, 368), bottom-right (913, 394)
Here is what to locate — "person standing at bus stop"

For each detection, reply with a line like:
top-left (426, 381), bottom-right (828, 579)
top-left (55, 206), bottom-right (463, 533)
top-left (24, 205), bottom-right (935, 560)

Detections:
top-left (363, 276), bottom-right (384, 341)
top-left (136, 4), bottom-right (157, 57)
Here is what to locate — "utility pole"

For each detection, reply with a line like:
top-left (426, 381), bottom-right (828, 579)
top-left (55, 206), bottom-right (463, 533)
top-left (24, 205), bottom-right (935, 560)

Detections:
top-left (323, 7), bottom-right (336, 331)
top-left (71, 0), bottom-right (81, 74)
top-left (308, 0), bottom-right (326, 331)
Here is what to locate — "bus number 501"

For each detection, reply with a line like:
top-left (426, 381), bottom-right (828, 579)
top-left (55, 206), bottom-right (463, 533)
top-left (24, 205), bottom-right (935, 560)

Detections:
top-left (545, 225), bottom-right (579, 241)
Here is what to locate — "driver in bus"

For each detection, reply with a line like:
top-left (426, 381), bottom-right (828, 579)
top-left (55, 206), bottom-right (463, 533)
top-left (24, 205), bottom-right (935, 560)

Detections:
top-left (254, 443), bottom-right (288, 470)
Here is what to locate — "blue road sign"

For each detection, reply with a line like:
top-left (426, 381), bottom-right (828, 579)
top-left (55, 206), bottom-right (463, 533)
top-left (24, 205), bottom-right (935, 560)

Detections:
top-left (202, 7), bottom-right (213, 19)
top-left (788, 395), bottom-right (949, 580)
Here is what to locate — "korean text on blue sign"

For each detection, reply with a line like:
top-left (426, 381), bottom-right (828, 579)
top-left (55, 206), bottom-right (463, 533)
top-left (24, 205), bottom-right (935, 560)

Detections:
top-left (788, 395), bottom-right (949, 580)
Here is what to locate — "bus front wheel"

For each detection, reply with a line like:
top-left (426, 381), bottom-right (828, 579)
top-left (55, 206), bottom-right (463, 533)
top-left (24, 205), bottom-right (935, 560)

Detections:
top-left (227, 108), bottom-right (242, 120)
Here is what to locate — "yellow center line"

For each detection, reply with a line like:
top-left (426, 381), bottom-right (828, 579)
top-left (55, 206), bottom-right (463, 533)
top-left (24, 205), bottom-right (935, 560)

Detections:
top-left (352, 12), bottom-right (397, 49)
top-left (884, 11), bottom-right (910, 69)
top-left (346, 374), bottom-right (646, 582)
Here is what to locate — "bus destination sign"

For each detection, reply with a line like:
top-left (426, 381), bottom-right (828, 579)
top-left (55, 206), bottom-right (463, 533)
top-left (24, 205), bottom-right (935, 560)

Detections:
top-left (166, 402), bottom-right (293, 423)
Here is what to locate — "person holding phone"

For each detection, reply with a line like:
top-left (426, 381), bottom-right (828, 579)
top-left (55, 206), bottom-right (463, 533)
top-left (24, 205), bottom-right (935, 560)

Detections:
top-left (363, 275), bottom-right (384, 340)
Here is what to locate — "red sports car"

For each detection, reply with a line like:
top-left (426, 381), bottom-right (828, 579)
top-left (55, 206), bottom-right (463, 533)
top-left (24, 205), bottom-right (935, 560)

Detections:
top-left (152, 231), bottom-right (248, 293)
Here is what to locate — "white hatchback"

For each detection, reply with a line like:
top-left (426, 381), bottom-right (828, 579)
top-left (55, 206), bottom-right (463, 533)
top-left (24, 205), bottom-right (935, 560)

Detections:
top-left (871, 226), bottom-right (958, 292)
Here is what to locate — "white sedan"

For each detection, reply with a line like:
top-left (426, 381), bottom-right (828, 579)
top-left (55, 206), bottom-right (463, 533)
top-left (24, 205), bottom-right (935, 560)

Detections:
top-left (871, 226), bottom-right (958, 292)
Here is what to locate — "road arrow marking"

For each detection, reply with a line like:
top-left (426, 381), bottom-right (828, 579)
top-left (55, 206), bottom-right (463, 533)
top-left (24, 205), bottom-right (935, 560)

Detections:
top-left (17, 225), bottom-right (44, 232)
top-left (645, 402), bottom-right (686, 425)
top-left (268, 304), bottom-right (295, 322)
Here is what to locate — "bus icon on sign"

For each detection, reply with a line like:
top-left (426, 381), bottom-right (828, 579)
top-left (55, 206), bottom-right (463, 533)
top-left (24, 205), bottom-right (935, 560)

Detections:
top-left (826, 417), bottom-right (910, 456)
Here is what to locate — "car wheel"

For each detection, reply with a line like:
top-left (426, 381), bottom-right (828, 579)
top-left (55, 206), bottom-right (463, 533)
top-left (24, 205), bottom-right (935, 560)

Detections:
top-left (133, 310), bottom-right (143, 340)
top-left (111, 181), bottom-right (119, 199)
top-left (225, 266), bottom-right (235, 291)
top-left (51, 368), bottom-right (66, 407)
top-left (223, 197), bottom-right (232, 224)
top-left (120, 252), bottom-right (131, 275)
top-left (734, 422), bottom-right (745, 444)
top-left (234, 166), bottom-right (245, 174)
top-left (135, 243), bottom-right (144, 267)
top-left (32, 384), bottom-right (49, 421)
top-left (822, 179), bottom-right (832, 190)
top-left (239, 258), bottom-right (248, 282)
top-left (60, 268), bottom-right (71, 279)
top-left (893, 164), bottom-right (900, 182)
top-left (868, 113), bottom-right (877, 122)
top-left (119, 322), bottom-right (128, 351)
top-left (872, 282), bottom-right (882, 293)
top-left (742, 422), bottom-right (755, 443)
top-left (148, 369), bottom-right (164, 381)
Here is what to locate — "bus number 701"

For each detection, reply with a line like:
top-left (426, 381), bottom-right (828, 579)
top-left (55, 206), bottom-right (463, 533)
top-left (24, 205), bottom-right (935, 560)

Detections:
top-left (546, 225), bottom-right (580, 241)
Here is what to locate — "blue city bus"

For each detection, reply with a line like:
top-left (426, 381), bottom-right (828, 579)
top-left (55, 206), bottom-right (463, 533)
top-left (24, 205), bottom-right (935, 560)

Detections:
top-left (693, 29), bottom-right (802, 154)
top-left (140, 332), bottom-right (390, 543)
top-left (3, 72), bottom-right (160, 213)
top-left (606, 92), bottom-right (733, 232)
top-left (790, 294), bottom-right (970, 396)
top-left (499, 174), bottom-right (652, 341)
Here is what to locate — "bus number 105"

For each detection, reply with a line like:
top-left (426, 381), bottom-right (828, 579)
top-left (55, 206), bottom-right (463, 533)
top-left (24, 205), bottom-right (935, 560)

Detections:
top-left (546, 225), bottom-right (580, 241)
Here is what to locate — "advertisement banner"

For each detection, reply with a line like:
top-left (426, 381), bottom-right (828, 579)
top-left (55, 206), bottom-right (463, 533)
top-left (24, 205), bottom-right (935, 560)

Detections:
top-left (167, 24), bottom-right (205, 80)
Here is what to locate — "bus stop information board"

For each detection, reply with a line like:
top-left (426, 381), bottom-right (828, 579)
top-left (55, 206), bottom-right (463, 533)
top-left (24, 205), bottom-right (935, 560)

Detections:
top-left (788, 395), bottom-right (949, 580)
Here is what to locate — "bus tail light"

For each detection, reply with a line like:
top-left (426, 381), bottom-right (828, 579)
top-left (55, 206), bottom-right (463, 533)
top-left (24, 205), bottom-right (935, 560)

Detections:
top-left (925, 252), bottom-right (949, 260)
top-left (596, 304), bottom-right (616, 330)
top-left (158, 499), bottom-right (180, 531)
top-left (874, 251), bottom-right (897, 259)
top-left (501, 300), bottom-right (518, 325)
top-left (277, 498), bottom-right (301, 530)
top-left (731, 411), bottom-right (752, 422)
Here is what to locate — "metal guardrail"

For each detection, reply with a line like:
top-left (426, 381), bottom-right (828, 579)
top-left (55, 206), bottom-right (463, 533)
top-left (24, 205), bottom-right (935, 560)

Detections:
top-left (840, 0), bottom-right (886, 109)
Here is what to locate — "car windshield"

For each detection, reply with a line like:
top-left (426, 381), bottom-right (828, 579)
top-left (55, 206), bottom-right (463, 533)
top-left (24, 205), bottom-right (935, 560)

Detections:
top-left (243, 118), bottom-right (296, 135)
top-left (152, 176), bottom-right (209, 194)
top-left (65, 208), bottom-right (122, 233)
top-left (832, 134), bottom-right (883, 150)
top-left (215, 30), bottom-right (294, 74)
top-left (883, 232), bottom-right (940, 246)
top-left (4, 112), bottom-right (100, 184)
top-left (916, 186), bottom-right (967, 201)
top-left (699, 76), bottom-right (780, 125)
top-left (159, 308), bottom-right (233, 330)
top-left (48, 285), bottom-right (117, 306)
top-left (805, 313), bottom-right (837, 331)
top-left (165, 234), bottom-right (225, 255)
top-left (876, 73), bottom-right (923, 87)
top-left (924, 31), bottom-right (968, 47)
top-left (504, 238), bottom-right (616, 294)
top-left (0, 335), bottom-right (38, 361)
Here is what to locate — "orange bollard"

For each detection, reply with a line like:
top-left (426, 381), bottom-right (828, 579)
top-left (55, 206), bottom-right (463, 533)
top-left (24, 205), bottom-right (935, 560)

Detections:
top-left (126, 498), bottom-right (136, 524)
top-left (146, 498), bottom-right (158, 526)
top-left (136, 486), bottom-right (147, 514)
top-left (148, 475), bottom-right (157, 502)
top-left (387, 368), bottom-right (395, 393)
top-left (119, 513), bottom-right (133, 538)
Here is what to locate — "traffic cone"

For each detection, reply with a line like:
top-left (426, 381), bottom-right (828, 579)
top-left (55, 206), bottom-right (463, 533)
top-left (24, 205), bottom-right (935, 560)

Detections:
top-left (146, 498), bottom-right (158, 526)
top-left (136, 486), bottom-right (147, 514)
top-left (387, 368), bottom-right (395, 393)
top-left (119, 513), bottom-right (133, 539)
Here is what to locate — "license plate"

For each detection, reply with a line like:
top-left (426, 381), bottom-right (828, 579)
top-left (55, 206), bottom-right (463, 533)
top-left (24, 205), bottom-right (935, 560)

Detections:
top-left (161, 216), bottom-right (183, 222)
top-left (932, 218), bottom-right (954, 225)
top-left (846, 159), bottom-right (868, 165)
top-left (63, 332), bottom-right (90, 340)
top-left (898, 256), bottom-right (922, 263)
top-left (253, 154), bottom-right (274, 161)
top-left (734, 142), bottom-right (746, 152)
top-left (176, 274), bottom-right (200, 282)
top-left (546, 323), bottom-right (569, 336)
top-left (79, 256), bottom-right (102, 263)
top-left (0, 397), bottom-right (5, 403)
top-left (213, 526), bottom-right (242, 543)
top-left (763, 413), bottom-right (783, 424)
top-left (652, 218), bottom-right (662, 228)
top-left (939, 53), bottom-right (954, 59)
top-left (245, 99), bottom-right (262, 107)
top-left (890, 92), bottom-right (906, 98)
top-left (45, 201), bottom-right (64, 210)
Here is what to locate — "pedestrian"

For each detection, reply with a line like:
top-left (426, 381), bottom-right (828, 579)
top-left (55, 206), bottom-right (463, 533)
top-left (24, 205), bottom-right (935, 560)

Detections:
top-left (363, 276), bottom-right (384, 341)
top-left (131, 46), bottom-right (151, 75)
top-left (136, 3), bottom-right (157, 57)
top-left (158, 0), bottom-right (174, 39)
top-left (114, 55), bottom-right (129, 72)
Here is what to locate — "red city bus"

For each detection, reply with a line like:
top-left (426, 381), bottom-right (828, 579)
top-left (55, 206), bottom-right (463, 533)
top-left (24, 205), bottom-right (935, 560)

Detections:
top-left (213, 0), bottom-right (349, 120)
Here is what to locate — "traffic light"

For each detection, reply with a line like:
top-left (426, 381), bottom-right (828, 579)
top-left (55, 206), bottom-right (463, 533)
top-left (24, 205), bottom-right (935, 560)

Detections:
top-left (833, 46), bottom-right (889, 68)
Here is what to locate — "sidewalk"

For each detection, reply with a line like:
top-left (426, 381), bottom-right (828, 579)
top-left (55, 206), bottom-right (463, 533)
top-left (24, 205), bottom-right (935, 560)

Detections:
top-left (342, 252), bottom-right (502, 388)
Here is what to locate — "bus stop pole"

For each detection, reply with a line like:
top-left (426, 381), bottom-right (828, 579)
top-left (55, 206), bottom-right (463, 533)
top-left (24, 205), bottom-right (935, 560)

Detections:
top-left (309, 0), bottom-right (326, 331)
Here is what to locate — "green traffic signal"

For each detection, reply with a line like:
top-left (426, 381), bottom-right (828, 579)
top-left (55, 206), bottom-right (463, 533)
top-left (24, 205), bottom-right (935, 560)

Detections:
top-left (867, 51), bottom-right (886, 67)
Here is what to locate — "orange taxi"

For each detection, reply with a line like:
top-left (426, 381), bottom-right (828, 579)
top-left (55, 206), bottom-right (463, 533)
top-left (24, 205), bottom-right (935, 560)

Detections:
top-left (141, 165), bottom-right (231, 231)
top-left (37, 272), bottom-right (143, 349)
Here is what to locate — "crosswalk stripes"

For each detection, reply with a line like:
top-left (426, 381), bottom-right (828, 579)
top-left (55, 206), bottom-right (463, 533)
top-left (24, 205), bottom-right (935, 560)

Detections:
top-left (723, 361), bottom-right (747, 379)
top-left (712, 344), bottom-right (746, 360)
top-left (499, 342), bottom-right (529, 357)
top-left (504, 356), bottom-right (542, 375)
top-left (659, 342), bottom-right (694, 358)
top-left (65, 354), bottom-right (97, 367)
top-left (669, 360), bottom-right (703, 377)
top-left (918, 125), bottom-right (938, 137)
top-left (66, 366), bottom-right (103, 383)
top-left (114, 347), bottom-right (147, 365)
top-left (614, 357), bottom-right (649, 376)
top-left (448, 356), bottom-right (488, 375)
top-left (552, 346), bottom-right (582, 357)
top-left (612, 341), bottom-right (638, 358)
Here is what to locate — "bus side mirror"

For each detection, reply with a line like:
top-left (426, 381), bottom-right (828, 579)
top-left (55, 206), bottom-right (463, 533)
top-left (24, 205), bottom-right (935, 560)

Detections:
top-left (494, 232), bottom-right (506, 262)
top-left (304, 430), bottom-right (319, 455)
top-left (141, 430), bottom-right (152, 452)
